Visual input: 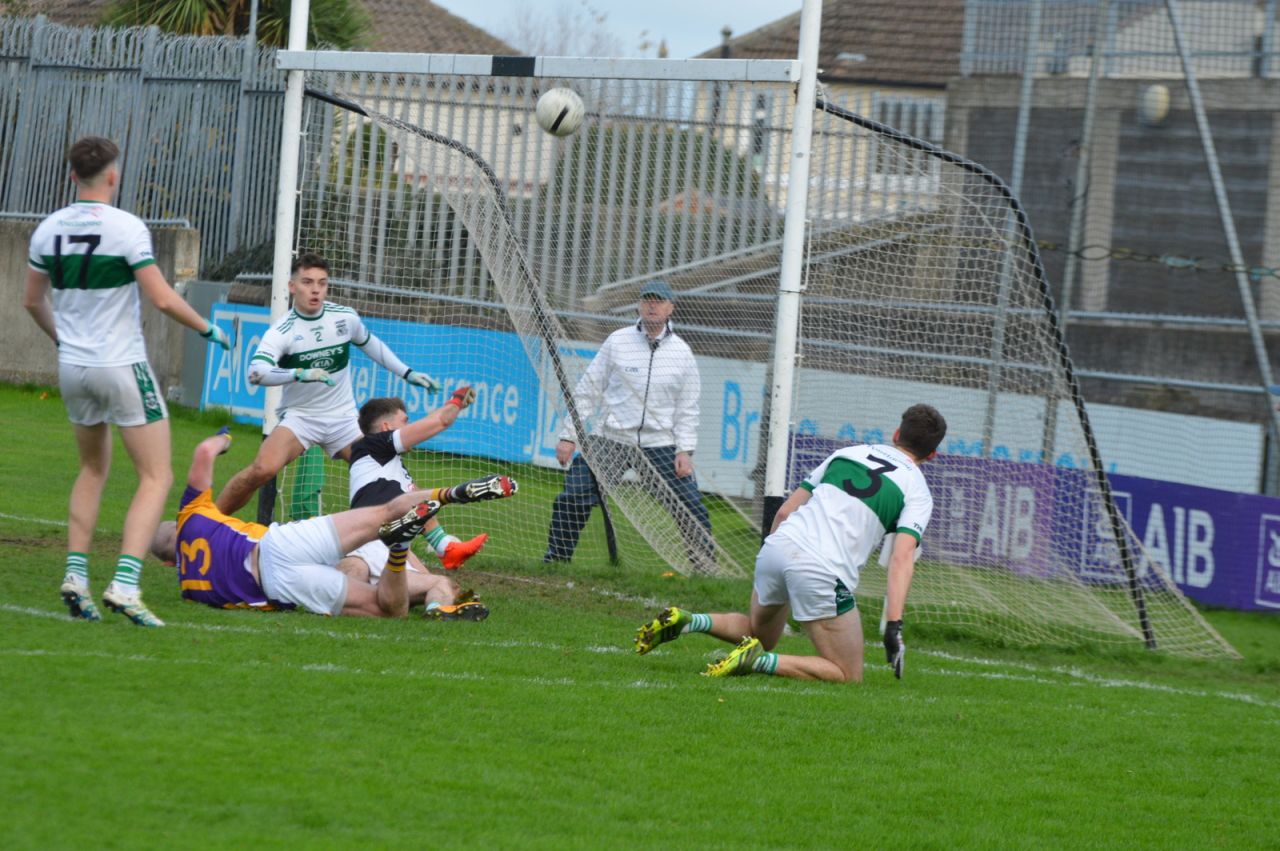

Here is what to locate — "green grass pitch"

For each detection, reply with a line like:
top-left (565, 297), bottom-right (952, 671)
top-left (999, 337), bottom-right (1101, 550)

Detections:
top-left (1, 382), bottom-right (1278, 848)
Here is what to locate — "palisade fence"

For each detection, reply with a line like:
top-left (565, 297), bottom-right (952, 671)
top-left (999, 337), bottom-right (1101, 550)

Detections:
top-left (0, 15), bottom-right (946, 302)
top-left (0, 15), bottom-right (285, 269)
top-left (291, 70), bottom-right (944, 310)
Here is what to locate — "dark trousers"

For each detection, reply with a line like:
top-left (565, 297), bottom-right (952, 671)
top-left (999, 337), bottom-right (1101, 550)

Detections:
top-left (545, 441), bottom-right (712, 563)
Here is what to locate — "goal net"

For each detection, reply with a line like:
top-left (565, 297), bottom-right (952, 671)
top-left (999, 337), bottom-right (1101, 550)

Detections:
top-left (262, 53), bottom-right (1233, 657)
top-left (793, 97), bottom-right (1235, 658)
top-left (274, 63), bottom-right (802, 578)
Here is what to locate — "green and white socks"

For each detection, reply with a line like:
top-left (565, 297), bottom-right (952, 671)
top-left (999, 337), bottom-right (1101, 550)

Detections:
top-left (752, 651), bottom-right (780, 675)
top-left (107, 555), bottom-right (144, 597)
top-left (423, 525), bottom-right (460, 558)
top-left (63, 552), bottom-right (89, 586)
top-left (682, 613), bottom-right (713, 634)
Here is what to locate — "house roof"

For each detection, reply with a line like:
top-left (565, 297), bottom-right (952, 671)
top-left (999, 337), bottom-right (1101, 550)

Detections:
top-left (698, 0), bottom-right (966, 88)
top-left (15, 0), bottom-right (516, 55)
top-left (360, 0), bottom-right (516, 54)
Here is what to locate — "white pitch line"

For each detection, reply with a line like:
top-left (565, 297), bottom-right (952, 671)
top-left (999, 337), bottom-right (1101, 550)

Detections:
top-left (0, 511), bottom-right (111, 534)
top-left (4, 601), bottom-right (1277, 709)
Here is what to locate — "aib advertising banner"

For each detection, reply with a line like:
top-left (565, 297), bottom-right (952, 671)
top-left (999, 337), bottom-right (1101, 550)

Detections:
top-left (792, 436), bottom-right (1280, 612)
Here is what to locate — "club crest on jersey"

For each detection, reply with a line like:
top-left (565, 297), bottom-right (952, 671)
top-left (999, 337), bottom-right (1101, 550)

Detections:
top-left (335, 319), bottom-right (347, 337)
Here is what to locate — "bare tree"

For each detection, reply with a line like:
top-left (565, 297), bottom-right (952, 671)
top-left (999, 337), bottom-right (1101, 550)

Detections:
top-left (497, 0), bottom-right (632, 57)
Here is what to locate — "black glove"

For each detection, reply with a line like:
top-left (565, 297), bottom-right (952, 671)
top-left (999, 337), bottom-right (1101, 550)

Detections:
top-left (883, 619), bottom-right (904, 680)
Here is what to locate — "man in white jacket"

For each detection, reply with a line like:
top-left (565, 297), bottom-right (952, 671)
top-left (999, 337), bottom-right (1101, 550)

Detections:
top-left (545, 280), bottom-right (712, 566)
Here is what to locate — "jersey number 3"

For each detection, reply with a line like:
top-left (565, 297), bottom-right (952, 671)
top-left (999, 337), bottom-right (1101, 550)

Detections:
top-left (842, 455), bottom-right (897, 498)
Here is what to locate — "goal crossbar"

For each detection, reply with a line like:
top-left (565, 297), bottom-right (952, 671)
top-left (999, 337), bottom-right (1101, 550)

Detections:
top-left (277, 50), bottom-right (800, 83)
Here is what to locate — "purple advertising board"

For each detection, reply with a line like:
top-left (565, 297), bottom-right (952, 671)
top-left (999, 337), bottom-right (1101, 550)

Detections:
top-left (791, 436), bottom-right (1280, 612)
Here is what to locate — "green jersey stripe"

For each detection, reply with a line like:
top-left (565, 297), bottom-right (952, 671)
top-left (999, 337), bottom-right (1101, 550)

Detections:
top-left (44, 253), bottom-right (137, 291)
top-left (818, 456), bottom-right (905, 533)
top-left (278, 342), bottom-right (351, 371)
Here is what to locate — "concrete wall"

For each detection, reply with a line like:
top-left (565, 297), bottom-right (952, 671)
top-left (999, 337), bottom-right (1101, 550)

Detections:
top-left (1, 219), bottom-right (201, 395)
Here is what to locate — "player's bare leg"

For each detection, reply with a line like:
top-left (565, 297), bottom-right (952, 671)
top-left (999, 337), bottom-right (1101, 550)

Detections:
top-left (337, 550), bottom-right (457, 607)
top-left (215, 425), bottom-right (306, 515)
top-left (335, 555), bottom-right (371, 584)
top-left (636, 593), bottom-right (789, 660)
top-left (67, 423), bottom-right (112, 555)
top-left (777, 610), bottom-right (864, 683)
top-left (329, 489), bottom-right (441, 555)
top-left (117, 420), bottom-right (174, 559)
top-left (61, 423), bottom-right (112, 619)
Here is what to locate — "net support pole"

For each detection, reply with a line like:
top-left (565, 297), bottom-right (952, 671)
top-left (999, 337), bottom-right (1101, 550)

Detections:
top-left (980, 0), bottom-right (1041, 459)
top-left (1042, 0), bottom-right (1111, 464)
top-left (1164, 0), bottom-right (1280, 472)
top-left (761, 0), bottom-right (822, 534)
top-left (259, 0), bottom-right (310, 523)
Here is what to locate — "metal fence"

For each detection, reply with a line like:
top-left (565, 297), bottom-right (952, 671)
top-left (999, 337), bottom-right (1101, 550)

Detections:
top-left (963, 0), bottom-right (1280, 78)
top-left (956, 0), bottom-right (1280, 492)
top-left (296, 70), bottom-right (946, 307)
top-left (0, 16), bottom-right (284, 271)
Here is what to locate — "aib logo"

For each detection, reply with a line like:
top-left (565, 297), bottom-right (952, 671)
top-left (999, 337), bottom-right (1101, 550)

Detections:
top-left (1254, 516), bottom-right (1280, 609)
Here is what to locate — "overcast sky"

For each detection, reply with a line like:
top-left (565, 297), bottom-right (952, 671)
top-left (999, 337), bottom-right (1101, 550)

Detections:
top-left (431, 0), bottom-right (794, 60)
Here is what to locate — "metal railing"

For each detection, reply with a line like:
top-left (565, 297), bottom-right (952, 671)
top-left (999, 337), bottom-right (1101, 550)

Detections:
top-left (0, 15), bottom-right (284, 270)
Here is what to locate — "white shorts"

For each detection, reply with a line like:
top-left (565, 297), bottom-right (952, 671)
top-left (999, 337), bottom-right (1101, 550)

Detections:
top-left (258, 515), bottom-right (348, 616)
top-left (753, 538), bottom-right (858, 622)
top-left (277, 411), bottom-right (363, 458)
top-left (59, 361), bottom-right (168, 427)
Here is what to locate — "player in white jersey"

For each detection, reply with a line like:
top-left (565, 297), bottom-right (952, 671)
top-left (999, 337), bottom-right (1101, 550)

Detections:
top-left (338, 391), bottom-right (510, 620)
top-left (634, 404), bottom-right (947, 683)
top-left (22, 136), bottom-right (232, 627)
top-left (214, 252), bottom-right (441, 516)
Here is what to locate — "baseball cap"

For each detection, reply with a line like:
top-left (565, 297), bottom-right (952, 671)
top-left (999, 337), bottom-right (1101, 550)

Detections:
top-left (640, 279), bottom-right (675, 301)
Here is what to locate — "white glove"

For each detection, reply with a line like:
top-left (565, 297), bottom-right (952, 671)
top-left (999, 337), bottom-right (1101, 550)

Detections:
top-left (406, 370), bottom-right (442, 392)
top-left (295, 368), bottom-right (335, 386)
top-left (201, 321), bottom-right (232, 351)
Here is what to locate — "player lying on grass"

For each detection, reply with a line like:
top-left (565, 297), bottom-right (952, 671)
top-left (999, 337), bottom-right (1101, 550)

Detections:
top-left (336, 389), bottom-right (498, 620)
top-left (634, 404), bottom-right (946, 683)
top-left (215, 252), bottom-right (443, 516)
top-left (151, 429), bottom-right (517, 618)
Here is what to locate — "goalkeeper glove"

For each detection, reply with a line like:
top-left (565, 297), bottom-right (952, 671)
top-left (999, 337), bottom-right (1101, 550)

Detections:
top-left (201, 320), bottom-right (232, 351)
top-left (294, 368), bottom-right (335, 386)
top-left (883, 620), bottom-right (905, 680)
top-left (446, 385), bottom-right (475, 409)
top-left (405, 370), bottom-right (442, 392)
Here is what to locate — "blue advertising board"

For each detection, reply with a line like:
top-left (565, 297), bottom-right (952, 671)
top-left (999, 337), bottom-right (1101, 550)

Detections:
top-left (201, 305), bottom-right (546, 464)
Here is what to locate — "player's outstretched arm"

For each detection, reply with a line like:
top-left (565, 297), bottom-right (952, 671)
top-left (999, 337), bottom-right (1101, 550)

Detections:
top-left (882, 532), bottom-right (917, 679)
top-left (186, 428), bottom-right (234, 493)
top-left (399, 386), bottom-right (475, 448)
top-left (134, 265), bottom-right (231, 349)
top-left (356, 330), bottom-right (441, 392)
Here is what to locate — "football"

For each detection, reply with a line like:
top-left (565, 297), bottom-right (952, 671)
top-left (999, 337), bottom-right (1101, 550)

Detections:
top-left (535, 87), bottom-right (585, 137)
